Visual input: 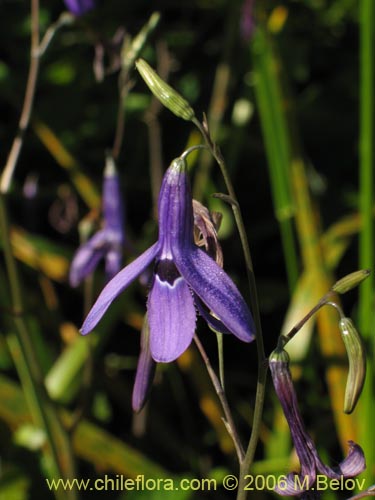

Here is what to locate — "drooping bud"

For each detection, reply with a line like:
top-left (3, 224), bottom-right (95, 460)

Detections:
top-left (122, 13), bottom-right (160, 73)
top-left (331, 269), bottom-right (371, 294)
top-left (135, 58), bottom-right (195, 121)
top-left (339, 317), bottom-right (367, 414)
top-left (268, 346), bottom-right (366, 495)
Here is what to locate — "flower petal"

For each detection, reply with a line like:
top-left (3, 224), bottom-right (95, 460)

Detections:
top-left (69, 230), bottom-right (108, 287)
top-left (105, 247), bottom-right (122, 281)
top-left (80, 242), bottom-right (159, 334)
top-left (315, 440), bottom-right (366, 479)
top-left (147, 272), bottom-right (196, 362)
top-left (175, 247), bottom-right (255, 342)
top-left (157, 158), bottom-right (193, 257)
top-left (132, 314), bottom-right (156, 412)
top-left (103, 156), bottom-right (125, 234)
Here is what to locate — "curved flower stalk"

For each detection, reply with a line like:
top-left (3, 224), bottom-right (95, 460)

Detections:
top-left (70, 156), bottom-right (125, 286)
top-left (63, 0), bottom-right (95, 16)
top-left (269, 349), bottom-right (366, 496)
top-left (81, 154), bottom-right (255, 362)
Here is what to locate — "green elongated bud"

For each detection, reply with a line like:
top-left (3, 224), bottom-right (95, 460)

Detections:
top-left (339, 317), bottom-right (367, 414)
top-left (122, 12), bottom-right (161, 72)
top-left (331, 269), bottom-right (371, 294)
top-left (135, 58), bottom-right (195, 121)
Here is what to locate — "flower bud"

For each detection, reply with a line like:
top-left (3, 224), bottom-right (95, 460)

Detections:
top-left (331, 269), bottom-right (370, 294)
top-left (135, 59), bottom-right (195, 121)
top-left (122, 13), bottom-right (160, 72)
top-left (339, 317), bottom-right (367, 414)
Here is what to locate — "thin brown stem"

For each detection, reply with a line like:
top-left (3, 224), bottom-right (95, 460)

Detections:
top-left (277, 291), bottom-right (344, 350)
top-left (1, 0), bottom-right (40, 192)
top-left (111, 77), bottom-right (133, 161)
top-left (143, 41), bottom-right (172, 218)
top-left (192, 116), bottom-right (266, 500)
top-left (194, 335), bottom-right (245, 463)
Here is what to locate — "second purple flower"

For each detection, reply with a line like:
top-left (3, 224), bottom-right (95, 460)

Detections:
top-left (69, 156), bottom-right (125, 287)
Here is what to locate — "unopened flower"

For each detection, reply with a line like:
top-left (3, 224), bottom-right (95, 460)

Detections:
top-left (70, 156), bottom-right (125, 286)
top-left (269, 349), bottom-right (366, 496)
top-left (339, 317), bottom-right (366, 414)
top-left (331, 269), bottom-right (371, 295)
top-left (135, 59), bottom-right (195, 122)
top-left (81, 155), bottom-right (255, 362)
top-left (63, 0), bottom-right (95, 16)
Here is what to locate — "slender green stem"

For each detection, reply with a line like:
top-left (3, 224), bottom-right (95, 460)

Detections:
top-left (0, 194), bottom-right (77, 497)
top-left (37, 12), bottom-right (74, 56)
top-left (216, 332), bottom-right (225, 389)
top-left (194, 335), bottom-right (245, 463)
top-left (277, 294), bottom-right (345, 350)
top-left (358, 0), bottom-right (375, 489)
top-left (111, 78), bottom-right (132, 161)
top-left (193, 118), bottom-right (267, 500)
top-left (144, 41), bottom-right (173, 218)
top-left (112, 12), bottom-right (161, 161)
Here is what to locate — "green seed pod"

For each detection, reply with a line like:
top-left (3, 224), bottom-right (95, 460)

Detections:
top-left (339, 317), bottom-right (367, 414)
top-left (331, 269), bottom-right (371, 294)
top-left (135, 58), bottom-right (195, 121)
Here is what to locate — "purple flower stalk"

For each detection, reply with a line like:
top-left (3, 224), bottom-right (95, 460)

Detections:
top-left (269, 349), bottom-right (366, 497)
top-left (69, 157), bottom-right (125, 287)
top-left (63, 0), bottom-right (95, 16)
top-left (81, 155), bottom-right (255, 362)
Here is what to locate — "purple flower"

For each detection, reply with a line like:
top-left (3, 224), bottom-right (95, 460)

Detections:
top-left (80, 155), bottom-right (255, 362)
top-left (132, 314), bottom-right (156, 412)
top-left (269, 349), bottom-right (366, 497)
top-left (69, 157), bottom-right (125, 287)
top-left (240, 0), bottom-right (255, 42)
top-left (63, 0), bottom-right (95, 16)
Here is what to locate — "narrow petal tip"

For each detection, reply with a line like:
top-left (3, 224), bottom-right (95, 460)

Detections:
top-left (80, 243), bottom-right (160, 335)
